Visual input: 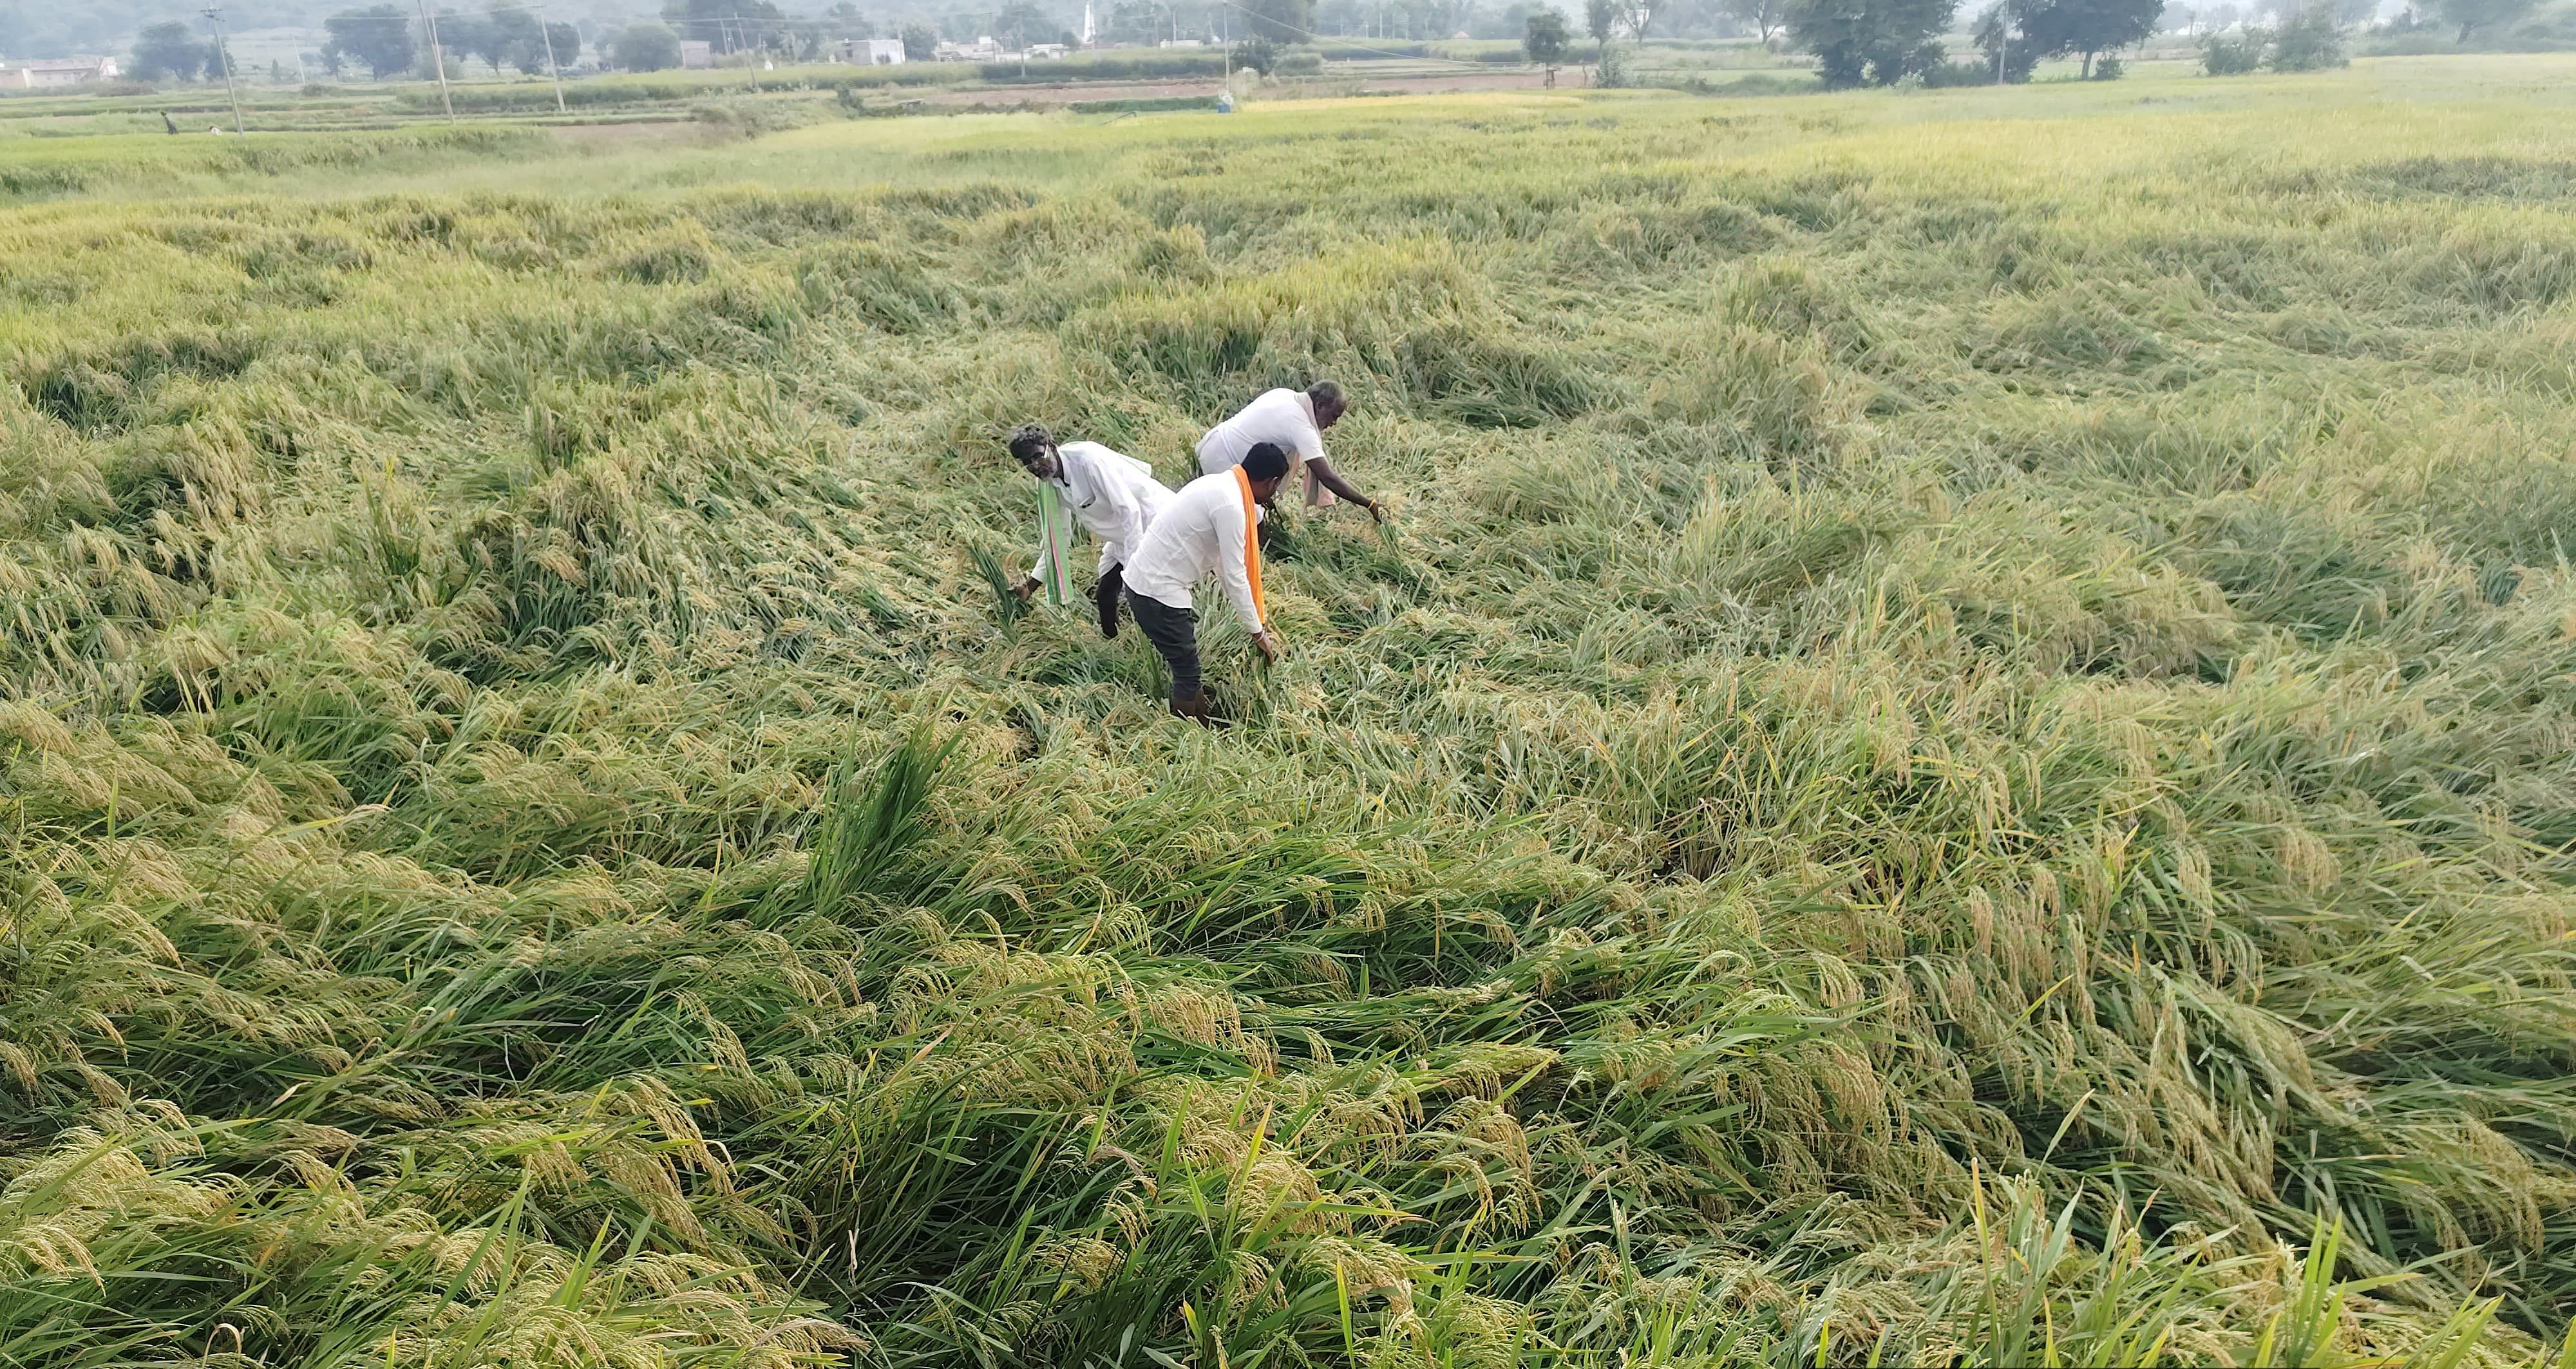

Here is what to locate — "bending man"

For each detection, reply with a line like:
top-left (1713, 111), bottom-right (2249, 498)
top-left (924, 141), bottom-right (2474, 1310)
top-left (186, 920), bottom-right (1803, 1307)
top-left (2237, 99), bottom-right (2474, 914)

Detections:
top-left (1123, 442), bottom-right (1289, 724)
top-left (1195, 380), bottom-right (1383, 518)
top-left (1009, 423), bottom-right (1172, 637)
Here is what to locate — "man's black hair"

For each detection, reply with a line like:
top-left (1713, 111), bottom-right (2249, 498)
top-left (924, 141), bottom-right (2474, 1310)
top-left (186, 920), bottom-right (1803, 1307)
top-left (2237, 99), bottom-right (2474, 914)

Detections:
top-left (1306, 380), bottom-right (1345, 413)
top-left (1007, 423), bottom-right (1054, 464)
top-left (1242, 442), bottom-right (1291, 482)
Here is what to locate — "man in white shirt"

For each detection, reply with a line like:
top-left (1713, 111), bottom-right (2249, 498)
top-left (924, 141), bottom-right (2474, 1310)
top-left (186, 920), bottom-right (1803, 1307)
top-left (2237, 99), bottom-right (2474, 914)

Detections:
top-left (1008, 424), bottom-right (1173, 637)
top-left (1123, 442), bottom-right (1290, 725)
top-left (1194, 380), bottom-right (1384, 520)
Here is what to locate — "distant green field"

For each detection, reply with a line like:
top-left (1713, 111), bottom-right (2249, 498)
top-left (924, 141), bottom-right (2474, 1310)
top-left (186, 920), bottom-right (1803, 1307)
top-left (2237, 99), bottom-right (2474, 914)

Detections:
top-left (3, 54), bottom-right (2576, 1366)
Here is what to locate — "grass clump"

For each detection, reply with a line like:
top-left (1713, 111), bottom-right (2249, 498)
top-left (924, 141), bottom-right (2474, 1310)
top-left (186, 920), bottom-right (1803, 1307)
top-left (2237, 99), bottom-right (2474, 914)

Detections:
top-left (2, 57), bottom-right (2576, 1366)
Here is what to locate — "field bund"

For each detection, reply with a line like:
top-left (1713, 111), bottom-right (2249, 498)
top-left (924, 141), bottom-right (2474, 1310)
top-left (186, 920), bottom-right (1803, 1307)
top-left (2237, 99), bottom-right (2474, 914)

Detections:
top-left (2, 57), bottom-right (2575, 1364)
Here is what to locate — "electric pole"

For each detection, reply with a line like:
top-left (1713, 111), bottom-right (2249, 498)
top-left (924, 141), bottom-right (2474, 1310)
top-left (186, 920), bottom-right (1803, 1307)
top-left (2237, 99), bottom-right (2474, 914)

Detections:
top-left (415, 0), bottom-right (456, 120)
top-left (202, 6), bottom-right (246, 133)
top-left (535, 5), bottom-right (567, 111)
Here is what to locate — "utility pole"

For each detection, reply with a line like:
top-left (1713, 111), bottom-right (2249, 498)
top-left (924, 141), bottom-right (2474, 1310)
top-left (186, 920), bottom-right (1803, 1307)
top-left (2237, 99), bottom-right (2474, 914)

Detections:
top-left (724, 14), bottom-right (757, 90)
top-left (415, 0), bottom-right (455, 120)
top-left (535, 3), bottom-right (567, 111)
top-left (202, 6), bottom-right (246, 133)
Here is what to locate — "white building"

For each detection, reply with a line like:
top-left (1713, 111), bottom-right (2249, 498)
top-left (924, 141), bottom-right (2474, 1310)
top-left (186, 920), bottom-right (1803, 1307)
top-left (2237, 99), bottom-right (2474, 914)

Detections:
top-left (677, 39), bottom-right (715, 68)
top-left (932, 36), bottom-right (1000, 59)
top-left (838, 37), bottom-right (905, 64)
top-left (1027, 42), bottom-right (1068, 58)
top-left (3, 55), bottom-right (118, 87)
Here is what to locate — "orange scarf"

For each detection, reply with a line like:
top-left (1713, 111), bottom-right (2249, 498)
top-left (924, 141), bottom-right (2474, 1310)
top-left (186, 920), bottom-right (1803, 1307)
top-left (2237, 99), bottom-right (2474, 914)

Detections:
top-left (1232, 465), bottom-right (1265, 626)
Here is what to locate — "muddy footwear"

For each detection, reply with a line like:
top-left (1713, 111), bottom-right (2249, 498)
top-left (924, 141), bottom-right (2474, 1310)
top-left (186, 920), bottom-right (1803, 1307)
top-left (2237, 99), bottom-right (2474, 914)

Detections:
top-left (1170, 690), bottom-right (1227, 729)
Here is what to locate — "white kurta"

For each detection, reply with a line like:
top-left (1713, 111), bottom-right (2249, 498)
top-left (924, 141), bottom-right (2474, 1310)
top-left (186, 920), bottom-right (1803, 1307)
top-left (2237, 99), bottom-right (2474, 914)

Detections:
top-left (1194, 389), bottom-right (1336, 507)
top-left (1122, 471), bottom-right (1268, 634)
top-left (1030, 440), bottom-right (1173, 586)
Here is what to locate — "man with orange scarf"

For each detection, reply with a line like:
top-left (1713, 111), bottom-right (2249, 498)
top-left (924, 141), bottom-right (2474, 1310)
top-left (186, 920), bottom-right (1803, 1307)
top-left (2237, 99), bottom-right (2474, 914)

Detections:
top-left (1121, 442), bottom-right (1289, 725)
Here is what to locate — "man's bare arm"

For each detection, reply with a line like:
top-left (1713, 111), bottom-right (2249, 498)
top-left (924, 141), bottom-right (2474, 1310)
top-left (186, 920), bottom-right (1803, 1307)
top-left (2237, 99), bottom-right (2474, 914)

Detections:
top-left (1306, 457), bottom-right (1381, 517)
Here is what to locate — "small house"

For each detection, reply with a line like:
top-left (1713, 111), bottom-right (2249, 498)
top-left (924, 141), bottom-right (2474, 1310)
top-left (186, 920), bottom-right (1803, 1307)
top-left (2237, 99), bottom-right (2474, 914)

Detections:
top-left (3, 55), bottom-right (118, 87)
top-left (677, 40), bottom-right (715, 68)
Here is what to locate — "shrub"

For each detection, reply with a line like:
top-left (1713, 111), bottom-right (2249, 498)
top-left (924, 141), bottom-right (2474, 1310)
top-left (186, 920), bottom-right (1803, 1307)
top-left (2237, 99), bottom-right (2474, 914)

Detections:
top-left (982, 50), bottom-right (1229, 80)
top-left (1595, 37), bottom-right (1631, 84)
top-left (1069, 94), bottom-right (1220, 113)
top-left (2268, 3), bottom-right (2349, 66)
top-left (2202, 27), bottom-right (2268, 70)
top-left (1232, 34), bottom-right (1280, 73)
top-left (2090, 52), bottom-right (2125, 76)
top-left (1922, 57), bottom-right (1998, 82)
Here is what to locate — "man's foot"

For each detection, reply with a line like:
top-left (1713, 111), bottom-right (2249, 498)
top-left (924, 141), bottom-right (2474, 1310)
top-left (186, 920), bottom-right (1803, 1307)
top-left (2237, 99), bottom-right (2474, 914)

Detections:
top-left (1170, 692), bottom-right (1227, 729)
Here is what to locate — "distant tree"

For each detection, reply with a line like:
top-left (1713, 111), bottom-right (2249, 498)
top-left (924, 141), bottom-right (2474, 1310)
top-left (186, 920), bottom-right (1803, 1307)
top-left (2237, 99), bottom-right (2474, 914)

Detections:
top-left (1584, 0), bottom-right (1620, 46)
top-left (1721, 0), bottom-right (1790, 41)
top-left (130, 21), bottom-right (211, 82)
top-left (2268, 0), bottom-right (2345, 60)
top-left (542, 20), bottom-right (580, 68)
top-left (614, 19), bottom-right (684, 68)
top-left (2429, 0), bottom-right (2532, 37)
top-left (432, 10), bottom-right (500, 72)
top-left (664, 0), bottom-right (786, 52)
top-left (1524, 6), bottom-right (1569, 80)
top-left (476, 4), bottom-right (545, 72)
top-left (992, 0), bottom-right (1051, 45)
top-left (1103, 0), bottom-right (1159, 41)
top-left (1233, 33), bottom-right (1280, 68)
top-left (1625, 0), bottom-right (1663, 33)
top-left (1596, 29), bottom-right (1632, 75)
top-left (1786, 0), bottom-right (1955, 82)
top-left (900, 20), bottom-right (938, 55)
top-left (323, 7), bottom-right (417, 79)
top-left (1971, 0), bottom-right (2039, 75)
top-left (2329, 0), bottom-right (2374, 24)
top-left (2020, 0), bottom-right (2161, 75)
top-left (1244, 0), bottom-right (1320, 40)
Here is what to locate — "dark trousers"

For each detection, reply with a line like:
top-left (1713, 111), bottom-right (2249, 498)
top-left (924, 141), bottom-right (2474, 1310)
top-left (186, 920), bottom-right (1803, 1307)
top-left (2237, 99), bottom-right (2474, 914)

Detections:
top-left (1125, 590), bottom-right (1199, 704)
top-left (1095, 563), bottom-right (1124, 637)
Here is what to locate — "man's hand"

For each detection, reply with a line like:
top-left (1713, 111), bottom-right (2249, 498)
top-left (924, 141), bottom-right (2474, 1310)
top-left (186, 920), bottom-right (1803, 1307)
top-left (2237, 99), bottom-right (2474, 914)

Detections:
top-left (1012, 575), bottom-right (1041, 603)
top-left (1364, 498), bottom-right (1388, 524)
top-left (1254, 630), bottom-right (1282, 665)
